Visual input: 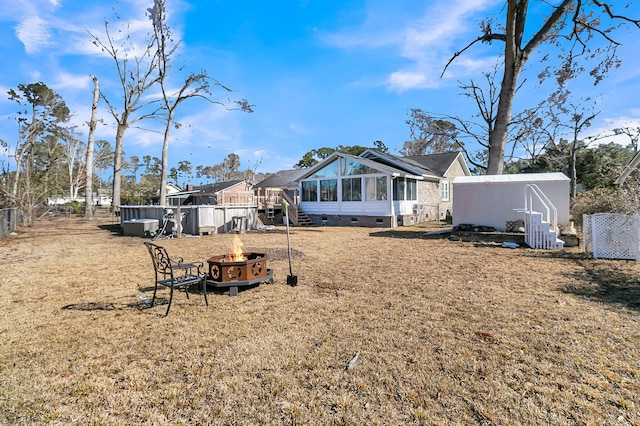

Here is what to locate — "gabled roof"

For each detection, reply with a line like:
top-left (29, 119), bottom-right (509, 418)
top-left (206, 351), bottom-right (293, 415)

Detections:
top-left (295, 151), bottom-right (424, 181)
top-left (404, 152), bottom-right (470, 177)
top-left (194, 180), bottom-right (246, 194)
top-left (254, 170), bottom-right (303, 189)
top-left (360, 149), bottom-right (470, 179)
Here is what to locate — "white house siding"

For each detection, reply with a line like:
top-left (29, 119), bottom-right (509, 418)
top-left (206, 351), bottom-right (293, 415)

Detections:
top-left (452, 173), bottom-right (570, 232)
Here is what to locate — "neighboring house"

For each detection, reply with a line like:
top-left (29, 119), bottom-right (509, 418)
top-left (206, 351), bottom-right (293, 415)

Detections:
top-left (293, 149), bottom-right (471, 227)
top-left (253, 169), bottom-right (303, 223)
top-left (182, 180), bottom-right (254, 206)
top-left (452, 172), bottom-right (571, 232)
top-left (150, 182), bottom-right (183, 205)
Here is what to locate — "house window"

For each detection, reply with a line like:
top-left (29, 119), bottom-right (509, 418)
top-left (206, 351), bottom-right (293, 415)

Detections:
top-left (301, 180), bottom-right (317, 202)
top-left (406, 179), bottom-right (417, 201)
top-left (442, 180), bottom-right (450, 201)
top-left (393, 178), bottom-right (405, 200)
top-left (342, 158), bottom-right (377, 175)
top-left (342, 178), bottom-right (362, 201)
top-left (365, 176), bottom-right (387, 201)
top-left (310, 159), bottom-right (339, 178)
top-left (320, 179), bottom-right (338, 201)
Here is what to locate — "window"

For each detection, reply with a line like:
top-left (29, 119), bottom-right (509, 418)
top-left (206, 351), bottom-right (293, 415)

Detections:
top-left (310, 159), bottom-right (339, 178)
top-left (393, 178), bottom-right (405, 200)
top-left (406, 179), bottom-right (417, 201)
top-left (343, 158), bottom-right (377, 176)
top-left (342, 178), bottom-right (362, 201)
top-left (365, 177), bottom-right (387, 201)
top-left (301, 180), bottom-right (317, 202)
top-left (441, 180), bottom-right (450, 201)
top-left (320, 179), bottom-right (338, 201)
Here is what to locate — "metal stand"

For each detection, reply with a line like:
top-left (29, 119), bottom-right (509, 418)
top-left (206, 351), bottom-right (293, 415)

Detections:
top-left (203, 269), bottom-right (274, 296)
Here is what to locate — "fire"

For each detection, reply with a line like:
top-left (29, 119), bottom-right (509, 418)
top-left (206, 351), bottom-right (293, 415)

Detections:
top-left (228, 234), bottom-right (246, 262)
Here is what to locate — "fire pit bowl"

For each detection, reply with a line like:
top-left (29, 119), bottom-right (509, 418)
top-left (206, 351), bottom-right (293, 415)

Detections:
top-left (207, 252), bottom-right (268, 283)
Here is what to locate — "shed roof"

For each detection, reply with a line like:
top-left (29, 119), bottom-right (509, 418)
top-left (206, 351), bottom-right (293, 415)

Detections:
top-left (453, 172), bottom-right (570, 184)
top-left (194, 180), bottom-right (246, 194)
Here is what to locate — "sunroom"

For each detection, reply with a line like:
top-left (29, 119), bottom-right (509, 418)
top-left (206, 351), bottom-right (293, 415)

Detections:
top-left (296, 152), bottom-right (423, 227)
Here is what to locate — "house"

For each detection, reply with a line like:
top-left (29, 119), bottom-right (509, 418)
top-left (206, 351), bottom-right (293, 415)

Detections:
top-left (254, 169), bottom-right (303, 224)
top-left (452, 172), bottom-right (571, 232)
top-left (292, 149), bottom-right (471, 227)
top-left (182, 180), bottom-right (253, 206)
top-left (121, 180), bottom-right (258, 235)
top-left (150, 182), bottom-right (183, 205)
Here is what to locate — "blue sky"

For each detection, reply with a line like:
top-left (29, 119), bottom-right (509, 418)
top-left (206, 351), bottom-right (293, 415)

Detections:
top-left (1, 0), bottom-right (640, 181)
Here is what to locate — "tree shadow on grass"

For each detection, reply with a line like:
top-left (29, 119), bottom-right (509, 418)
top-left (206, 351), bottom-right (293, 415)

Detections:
top-left (98, 223), bottom-right (122, 235)
top-left (559, 258), bottom-right (640, 311)
top-left (62, 299), bottom-right (149, 312)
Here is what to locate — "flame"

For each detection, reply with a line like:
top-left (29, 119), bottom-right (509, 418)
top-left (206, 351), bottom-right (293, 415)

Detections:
top-left (228, 234), bottom-right (245, 262)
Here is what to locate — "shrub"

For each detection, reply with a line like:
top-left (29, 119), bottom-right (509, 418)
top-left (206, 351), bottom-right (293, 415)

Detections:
top-left (571, 182), bottom-right (640, 226)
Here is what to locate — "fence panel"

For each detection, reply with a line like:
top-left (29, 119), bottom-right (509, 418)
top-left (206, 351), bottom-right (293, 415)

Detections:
top-left (584, 213), bottom-right (640, 261)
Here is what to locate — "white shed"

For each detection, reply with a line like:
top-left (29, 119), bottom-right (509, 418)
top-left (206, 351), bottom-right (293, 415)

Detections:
top-left (452, 172), bottom-right (570, 232)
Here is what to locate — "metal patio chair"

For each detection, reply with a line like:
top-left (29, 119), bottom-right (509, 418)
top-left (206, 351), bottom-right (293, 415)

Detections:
top-left (144, 242), bottom-right (208, 316)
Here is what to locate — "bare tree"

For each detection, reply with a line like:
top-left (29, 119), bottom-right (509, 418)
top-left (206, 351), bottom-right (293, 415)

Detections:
top-left (444, 1), bottom-right (640, 175)
top-left (148, 0), bottom-right (253, 205)
top-left (84, 76), bottom-right (99, 218)
top-left (401, 109), bottom-right (459, 156)
top-left (60, 128), bottom-right (86, 201)
top-left (88, 16), bottom-right (160, 212)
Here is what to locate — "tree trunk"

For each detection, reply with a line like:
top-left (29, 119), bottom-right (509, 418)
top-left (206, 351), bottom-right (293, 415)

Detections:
top-left (111, 122), bottom-right (126, 210)
top-left (85, 76), bottom-right (99, 218)
top-left (487, 0), bottom-right (523, 175)
top-left (159, 109), bottom-right (174, 206)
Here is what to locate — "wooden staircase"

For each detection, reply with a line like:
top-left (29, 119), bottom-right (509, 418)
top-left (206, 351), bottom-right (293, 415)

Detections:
top-left (281, 191), bottom-right (314, 226)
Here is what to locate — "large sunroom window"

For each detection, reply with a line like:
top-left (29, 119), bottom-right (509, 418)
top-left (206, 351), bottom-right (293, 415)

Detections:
top-left (301, 180), bottom-right (317, 202)
top-left (342, 158), bottom-right (377, 176)
top-left (310, 159), bottom-right (339, 178)
top-left (342, 178), bottom-right (362, 201)
top-left (365, 176), bottom-right (387, 201)
top-left (320, 179), bottom-right (338, 201)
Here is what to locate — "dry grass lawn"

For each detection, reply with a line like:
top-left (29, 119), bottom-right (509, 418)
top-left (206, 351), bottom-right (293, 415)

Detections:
top-left (1, 216), bottom-right (640, 425)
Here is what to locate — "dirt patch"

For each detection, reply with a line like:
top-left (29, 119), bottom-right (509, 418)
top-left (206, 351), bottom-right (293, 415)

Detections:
top-left (1, 217), bottom-right (639, 424)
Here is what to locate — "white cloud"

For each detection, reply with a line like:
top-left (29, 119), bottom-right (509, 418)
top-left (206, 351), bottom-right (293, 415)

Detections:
top-left (321, 0), bottom-right (501, 92)
top-left (289, 122), bottom-right (313, 135)
top-left (387, 71), bottom-right (429, 91)
top-left (16, 16), bottom-right (52, 53)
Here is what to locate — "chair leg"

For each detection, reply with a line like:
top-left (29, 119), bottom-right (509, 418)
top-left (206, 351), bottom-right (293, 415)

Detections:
top-left (164, 287), bottom-right (174, 317)
top-left (202, 278), bottom-right (208, 306)
top-left (151, 283), bottom-right (159, 307)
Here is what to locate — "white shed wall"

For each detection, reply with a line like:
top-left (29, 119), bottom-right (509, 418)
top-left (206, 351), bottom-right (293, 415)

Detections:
top-left (452, 173), bottom-right (570, 231)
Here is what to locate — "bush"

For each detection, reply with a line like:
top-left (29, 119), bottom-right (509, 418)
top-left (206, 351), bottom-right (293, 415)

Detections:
top-left (571, 182), bottom-right (640, 226)
top-left (63, 201), bottom-right (84, 215)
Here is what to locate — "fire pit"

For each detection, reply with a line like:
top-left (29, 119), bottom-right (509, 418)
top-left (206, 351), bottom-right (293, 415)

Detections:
top-left (203, 235), bottom-right (274, 296)
top-left (206, 252), bottom-right (268, 282)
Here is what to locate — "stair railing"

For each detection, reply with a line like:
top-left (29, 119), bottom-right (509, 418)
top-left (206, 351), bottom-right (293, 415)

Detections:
top-left (523, 184), bottom-right (561, 249)
top-left (524, 184), bottom-right (557, 231)
top-left (281, 191), bottom-right (299, 225)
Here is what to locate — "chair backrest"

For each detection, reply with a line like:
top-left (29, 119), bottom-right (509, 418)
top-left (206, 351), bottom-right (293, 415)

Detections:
top-left (144, 242), bottom-right (173, 279)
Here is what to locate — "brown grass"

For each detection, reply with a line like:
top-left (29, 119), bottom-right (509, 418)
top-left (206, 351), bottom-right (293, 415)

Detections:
top-left (1, 217), bottom-right (640, 425)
